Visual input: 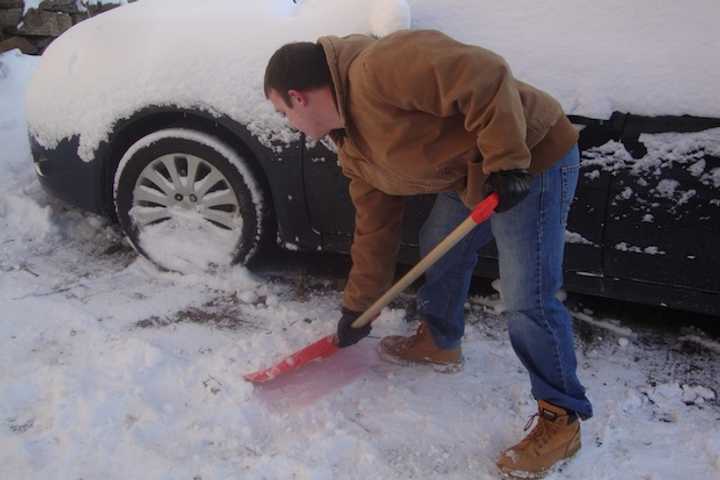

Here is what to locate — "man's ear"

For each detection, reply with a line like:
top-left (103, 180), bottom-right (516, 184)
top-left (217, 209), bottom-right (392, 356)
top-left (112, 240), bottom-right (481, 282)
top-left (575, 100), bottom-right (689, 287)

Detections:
top-left (288, 89), bottom-right (308, 108)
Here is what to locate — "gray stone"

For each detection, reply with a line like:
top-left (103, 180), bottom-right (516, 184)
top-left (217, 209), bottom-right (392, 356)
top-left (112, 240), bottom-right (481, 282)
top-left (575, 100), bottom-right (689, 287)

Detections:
top-left (70, 11), bottom-right (89, 25)
top-left (40, 0), bottom-right (81, 14)
top-left (29, 34), bottom-right (54, 52)
top-left (87, 2), bottom-right (120, 16)
top-left (0, 0), bottom-right (24, 9)
top-left (0, 8), bottom-right (22, 30)
top-left (0, 35), bottom-right (38, 54)
top-left (18, 9), bottom-right (72, 36)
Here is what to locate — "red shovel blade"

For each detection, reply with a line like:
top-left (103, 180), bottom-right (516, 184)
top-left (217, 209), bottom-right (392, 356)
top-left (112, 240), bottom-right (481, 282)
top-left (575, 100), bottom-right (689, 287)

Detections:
top-left (244, 334), bottom-right (340, 384)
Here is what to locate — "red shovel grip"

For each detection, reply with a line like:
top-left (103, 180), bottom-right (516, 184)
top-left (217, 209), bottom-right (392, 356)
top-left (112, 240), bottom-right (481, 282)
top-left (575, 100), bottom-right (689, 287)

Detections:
top-left (471, 193), bottom-right (499, 224)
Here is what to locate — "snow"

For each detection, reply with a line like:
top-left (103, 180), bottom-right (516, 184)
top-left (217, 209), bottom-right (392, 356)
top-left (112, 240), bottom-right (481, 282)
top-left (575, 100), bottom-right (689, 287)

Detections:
top-left (689, 160), bottom-right (707, 178)
top-left (409, 0), bottom-right (720, 119)
top-left (619, 187), bottom-right (633, 200)
top-left (614, 242), bottom-right (666, 256)
top-left (369, 0), bottom-right (411, 37)
top-left (565, 231), bottom-right (597, 247)
top-left (582, 129), bottom-right (720, 178)
top-left (580, 128), bottom-right (720, 215)
top-left (25, 0), bottom-right (412, 161)
top-left (584, 170), bottom-right (600, 181)
top-left (570, 312), bottom-right (636, 339)
top-left (711, 168), bottom-right (720, 188)
top-left (114, 128), bottom-right (266, 271)
top-left (25, 0), bottom-right (720, 164)
top-left (4, 23), bottom-right (720, 480)
top-left (656, 179), bottom-right (680, 199)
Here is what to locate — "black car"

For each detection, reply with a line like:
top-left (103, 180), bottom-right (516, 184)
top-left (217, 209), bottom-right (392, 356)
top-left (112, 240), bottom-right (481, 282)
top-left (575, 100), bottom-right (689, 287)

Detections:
top-left (26, 0), bottom-right (720, 315)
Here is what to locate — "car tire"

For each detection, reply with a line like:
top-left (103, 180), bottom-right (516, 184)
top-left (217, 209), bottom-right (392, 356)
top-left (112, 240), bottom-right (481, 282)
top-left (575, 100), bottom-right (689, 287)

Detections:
top-left (114, 128), bottom-right (268, 272)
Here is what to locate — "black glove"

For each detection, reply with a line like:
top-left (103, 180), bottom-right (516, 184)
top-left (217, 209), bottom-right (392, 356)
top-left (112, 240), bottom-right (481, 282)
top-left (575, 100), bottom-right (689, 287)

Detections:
top-left (486, 169), bottom-right (533, 213)
top-left (336, 308), bottom-right (372, 348)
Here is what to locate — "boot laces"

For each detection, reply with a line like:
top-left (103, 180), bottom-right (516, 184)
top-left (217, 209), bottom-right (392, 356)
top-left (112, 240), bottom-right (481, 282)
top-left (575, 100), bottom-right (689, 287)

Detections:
top-left (521, 413), bottom-right (549, 448)
top-left (519, 409), bottom-right (570, 450)
top-left (523, 413), bottom-right (540, 432)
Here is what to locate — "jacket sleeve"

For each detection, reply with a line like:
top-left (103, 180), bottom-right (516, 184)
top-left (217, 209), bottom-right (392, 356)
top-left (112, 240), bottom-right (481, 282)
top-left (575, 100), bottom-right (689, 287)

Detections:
top-left (360, 30), bottom-right (531, 174)
top-left (341, 166), bottom-right (405, 313)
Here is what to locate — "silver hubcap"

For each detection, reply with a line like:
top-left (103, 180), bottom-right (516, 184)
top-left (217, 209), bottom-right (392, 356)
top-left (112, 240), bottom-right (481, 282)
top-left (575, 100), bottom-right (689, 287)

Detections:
top-left (132, 153), bottom-right (241, 231)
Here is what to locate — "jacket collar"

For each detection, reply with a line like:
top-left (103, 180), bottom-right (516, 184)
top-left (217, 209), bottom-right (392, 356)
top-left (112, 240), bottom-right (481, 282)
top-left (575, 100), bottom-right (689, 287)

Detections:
top-left (317, 34), bottom-right (375, 129)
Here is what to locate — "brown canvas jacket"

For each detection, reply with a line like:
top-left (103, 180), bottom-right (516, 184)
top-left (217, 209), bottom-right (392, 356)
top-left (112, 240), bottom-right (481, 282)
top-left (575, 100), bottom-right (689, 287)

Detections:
top-left (318, 29), bottom-right (578, 312)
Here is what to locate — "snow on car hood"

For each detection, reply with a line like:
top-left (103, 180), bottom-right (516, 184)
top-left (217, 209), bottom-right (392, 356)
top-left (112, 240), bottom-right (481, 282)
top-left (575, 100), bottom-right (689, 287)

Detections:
top-left (25, 0), bottom-right (411, 161)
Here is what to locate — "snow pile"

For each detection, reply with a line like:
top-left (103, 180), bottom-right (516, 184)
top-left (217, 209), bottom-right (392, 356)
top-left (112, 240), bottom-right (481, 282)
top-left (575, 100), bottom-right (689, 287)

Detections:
top-left (0, 50), bottom-right (39, 181)
top-left (0, 193), bottom-right (53, 241)
top-left (639, 383), bottom-right (718, 422)
top-left (132, 215), bottom-right (240, 271)
top-left (0, 51), bottom-right (48, 240)
top-left (681, 385), bottom-right (717, 406)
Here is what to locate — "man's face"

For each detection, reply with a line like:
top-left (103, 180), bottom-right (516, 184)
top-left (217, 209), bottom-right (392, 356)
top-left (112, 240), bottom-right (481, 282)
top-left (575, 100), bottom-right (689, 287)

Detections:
top-left (268, 89), bottom-right (329, 140)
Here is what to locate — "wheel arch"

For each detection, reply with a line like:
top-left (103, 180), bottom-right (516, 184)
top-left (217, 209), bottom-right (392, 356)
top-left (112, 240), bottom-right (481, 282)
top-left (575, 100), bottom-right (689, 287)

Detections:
top-left (102, 107), bottom-right (273, 215)
top-left (100, 107), bottom-right (289, 260)
top-left (101, 105), bottom-right (322, 256)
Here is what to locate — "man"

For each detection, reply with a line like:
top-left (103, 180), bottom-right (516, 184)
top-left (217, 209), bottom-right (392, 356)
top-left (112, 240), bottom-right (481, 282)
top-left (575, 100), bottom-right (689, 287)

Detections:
top-left (264, 29), bottom-right (593, 478)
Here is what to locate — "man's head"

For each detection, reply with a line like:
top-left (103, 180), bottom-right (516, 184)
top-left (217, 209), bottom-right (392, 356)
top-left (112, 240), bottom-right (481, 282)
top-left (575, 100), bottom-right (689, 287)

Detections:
top-left (264, 42), bottom-right (342, 139)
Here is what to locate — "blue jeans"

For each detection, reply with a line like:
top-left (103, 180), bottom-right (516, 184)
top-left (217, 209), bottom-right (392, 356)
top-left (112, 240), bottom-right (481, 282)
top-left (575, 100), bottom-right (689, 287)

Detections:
top-left (416, 145), bottom-right (593, 418)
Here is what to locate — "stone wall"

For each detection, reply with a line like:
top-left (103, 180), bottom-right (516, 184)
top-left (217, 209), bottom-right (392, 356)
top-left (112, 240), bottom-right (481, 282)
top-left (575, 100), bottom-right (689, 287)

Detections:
top-left (0, 0), bottom-right (130, 55)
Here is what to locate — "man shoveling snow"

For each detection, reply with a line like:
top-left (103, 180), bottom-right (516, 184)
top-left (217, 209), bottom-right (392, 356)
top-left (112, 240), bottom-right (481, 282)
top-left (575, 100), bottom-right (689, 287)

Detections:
top-left (263, 29), bottom-right (592, 478)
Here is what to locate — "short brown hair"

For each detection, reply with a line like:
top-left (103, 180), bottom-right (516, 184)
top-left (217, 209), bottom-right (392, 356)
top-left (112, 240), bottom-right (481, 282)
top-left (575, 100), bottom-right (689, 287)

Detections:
top-left (264, 42), bottom-right (332, 106)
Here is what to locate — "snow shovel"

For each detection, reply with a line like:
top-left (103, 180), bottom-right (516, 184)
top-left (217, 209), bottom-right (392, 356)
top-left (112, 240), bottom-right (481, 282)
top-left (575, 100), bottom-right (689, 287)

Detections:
top-left (244, 192), bottom-right (500, 383)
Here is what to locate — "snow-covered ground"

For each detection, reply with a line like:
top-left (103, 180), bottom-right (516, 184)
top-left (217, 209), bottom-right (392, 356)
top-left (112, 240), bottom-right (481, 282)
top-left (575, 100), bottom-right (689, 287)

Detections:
top-left (2, 49), bottom-right (720, 480)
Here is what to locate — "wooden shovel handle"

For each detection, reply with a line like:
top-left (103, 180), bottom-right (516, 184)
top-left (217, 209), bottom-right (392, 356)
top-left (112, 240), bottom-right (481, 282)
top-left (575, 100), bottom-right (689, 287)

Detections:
top-left (351, 193), bottom-right (499, 329)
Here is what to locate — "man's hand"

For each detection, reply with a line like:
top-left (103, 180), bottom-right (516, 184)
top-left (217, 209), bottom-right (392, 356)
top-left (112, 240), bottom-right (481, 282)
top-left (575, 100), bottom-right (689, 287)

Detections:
top-left (486, 169), bottom-right (533, 213)
top-left (336, 308), bottom-right (372, 348)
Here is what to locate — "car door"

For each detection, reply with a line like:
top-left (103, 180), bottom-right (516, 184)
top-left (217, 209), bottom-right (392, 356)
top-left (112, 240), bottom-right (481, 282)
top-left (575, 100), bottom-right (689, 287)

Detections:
top-left (468, 122), bottom-right (609, 284)
top-left (301, 137), bottom-right (434, 263)
top-left (558, 118), bottom-right (618, 294)
top-left (302, 129), bottom-right (607, 286)
top-left (601, 114), bottom-right (720, 309)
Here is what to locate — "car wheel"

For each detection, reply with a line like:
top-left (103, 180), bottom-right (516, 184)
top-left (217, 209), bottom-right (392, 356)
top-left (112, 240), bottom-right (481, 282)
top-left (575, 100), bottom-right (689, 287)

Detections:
top-left (114, 128), bottom-right (268, 273)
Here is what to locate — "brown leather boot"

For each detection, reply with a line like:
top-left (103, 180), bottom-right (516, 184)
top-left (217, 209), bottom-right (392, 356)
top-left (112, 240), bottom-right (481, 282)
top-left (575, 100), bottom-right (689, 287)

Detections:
top-left (496, 400), bottom-right (581, 479)
top-left (379, 321), bottom-right (462, 372)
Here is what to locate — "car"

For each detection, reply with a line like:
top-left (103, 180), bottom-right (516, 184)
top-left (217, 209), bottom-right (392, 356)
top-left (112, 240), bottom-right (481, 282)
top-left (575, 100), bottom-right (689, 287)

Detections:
top-left (26, 0), bottom-right (720, 316)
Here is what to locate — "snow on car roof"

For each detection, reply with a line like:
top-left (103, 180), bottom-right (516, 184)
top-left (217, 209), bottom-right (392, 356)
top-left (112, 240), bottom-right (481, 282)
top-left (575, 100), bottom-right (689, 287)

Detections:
top-left (409, 0), bottom-right (720, 120)
top-left (25, 0), bottom-right (720, 162)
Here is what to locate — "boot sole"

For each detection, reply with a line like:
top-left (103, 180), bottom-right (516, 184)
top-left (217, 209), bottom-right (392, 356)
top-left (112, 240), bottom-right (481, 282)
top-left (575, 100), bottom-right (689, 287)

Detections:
top-left (498, 442), bottom-right (581, 480)
top-left (376, 344), bottom-right (464, 374)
